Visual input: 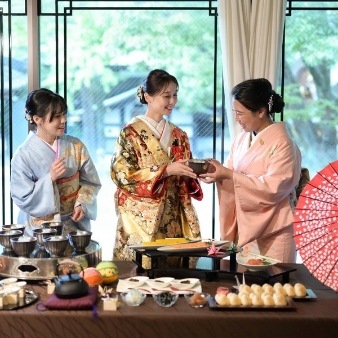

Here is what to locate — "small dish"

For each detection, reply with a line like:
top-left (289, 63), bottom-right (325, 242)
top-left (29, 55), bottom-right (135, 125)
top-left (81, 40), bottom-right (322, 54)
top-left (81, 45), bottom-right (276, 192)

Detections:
top-left (120, 289), bottom-right (146, 306)
top-left (0, 277), bottom-right (18, 286)
top-left (171, 278), bottom-right (200, 290)
top-left (236, 253), bottom-right (278, 272)
top-left (120, 276), bottom-right (149, 288)
top-left (184, 292), bottom-right (210, 308)
top-left (145, 277), bottom-right (175, 289)
top-left (152, 291), bottom-right (179, 307)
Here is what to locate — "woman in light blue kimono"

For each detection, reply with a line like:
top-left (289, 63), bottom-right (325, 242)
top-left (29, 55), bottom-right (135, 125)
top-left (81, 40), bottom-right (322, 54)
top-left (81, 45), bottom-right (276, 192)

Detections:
top-left (10, 88), bottom-right (101, 237)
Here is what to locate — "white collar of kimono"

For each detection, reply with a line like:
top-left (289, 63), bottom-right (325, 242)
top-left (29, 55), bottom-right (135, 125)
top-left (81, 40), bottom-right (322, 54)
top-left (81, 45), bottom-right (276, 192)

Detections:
top-left (134, 116), bottom-right (171, 155)
top-left (36, 133), bottom-right (58, 153)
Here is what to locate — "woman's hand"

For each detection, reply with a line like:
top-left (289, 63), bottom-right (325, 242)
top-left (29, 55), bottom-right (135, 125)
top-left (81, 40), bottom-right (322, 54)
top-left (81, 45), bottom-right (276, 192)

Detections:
top-left (199, 159), bottom-right (233, 183)
top-left (50, 157), bottom-right (66, 182)
top-left (164, 159), bottom-right (197, 179)
top-left (71, 205), bottom-right (84, 222)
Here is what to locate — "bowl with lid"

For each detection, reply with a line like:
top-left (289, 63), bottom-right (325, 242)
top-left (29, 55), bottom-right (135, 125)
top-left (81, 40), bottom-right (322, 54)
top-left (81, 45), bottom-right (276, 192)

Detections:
top-left (0, 230), bottom-right (23, 252)
top-left (10, 236), bottom-right (37, 257)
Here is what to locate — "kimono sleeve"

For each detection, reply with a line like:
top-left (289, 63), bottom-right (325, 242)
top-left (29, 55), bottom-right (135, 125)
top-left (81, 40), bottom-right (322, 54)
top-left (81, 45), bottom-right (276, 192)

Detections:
top-left (110, 128), bottom-right (167, 198)
top-left (76, 144), bottom-right (102, 221)
top-left (10, 151), bottom-right (57, 218)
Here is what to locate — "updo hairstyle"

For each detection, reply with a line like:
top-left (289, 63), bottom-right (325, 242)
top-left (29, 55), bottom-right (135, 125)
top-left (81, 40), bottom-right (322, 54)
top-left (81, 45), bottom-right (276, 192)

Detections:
top-left (231, 78), bottom-right (284, 116)
top-left (137, 69), bottom-right (179, 105)
top-left (25, 88), bottom-right (67, 125)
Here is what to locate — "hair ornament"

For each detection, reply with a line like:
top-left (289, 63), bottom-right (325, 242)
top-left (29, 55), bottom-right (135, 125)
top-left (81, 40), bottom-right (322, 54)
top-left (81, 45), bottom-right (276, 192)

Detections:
top-left (137, 85), bottom-right (143, 99)
top-left (268, 95), bottom-right (273, 112)
top-left (24, 108), bottom-right (34, 124)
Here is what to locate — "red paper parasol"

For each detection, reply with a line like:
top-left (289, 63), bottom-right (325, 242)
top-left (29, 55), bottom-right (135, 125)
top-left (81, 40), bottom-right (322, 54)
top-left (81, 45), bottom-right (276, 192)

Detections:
top-left (294, 160), bottom-right (338, 292)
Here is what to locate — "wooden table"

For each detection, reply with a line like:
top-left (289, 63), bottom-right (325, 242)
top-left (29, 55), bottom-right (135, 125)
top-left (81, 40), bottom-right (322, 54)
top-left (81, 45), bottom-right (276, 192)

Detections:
top-left (0, 261), bottom-right (337, 338)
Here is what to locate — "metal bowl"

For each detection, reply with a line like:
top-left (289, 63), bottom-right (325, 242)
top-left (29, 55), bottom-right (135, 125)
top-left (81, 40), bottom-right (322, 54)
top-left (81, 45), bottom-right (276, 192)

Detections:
top-left (10, 236), bottom-right (37, 257)
top-left (0, 230), bottom-right (23, 252)
top-left (41, 222), bottom-right (64, 236)
top-left (68, 231), bottom-right (92, 252)
top-left (33, 228), bottom-right (57, 247)
top-left (2, 224), bottom-right (26, 233)
top-left (43, 235), bottom-right (69, 257)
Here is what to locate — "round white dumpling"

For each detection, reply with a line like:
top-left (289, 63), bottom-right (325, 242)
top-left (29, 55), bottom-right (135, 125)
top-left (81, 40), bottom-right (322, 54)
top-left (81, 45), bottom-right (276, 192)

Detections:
top-left (263, 295), bottom-right (275, 306)
top-left (238, 291), bottom-right (249, 299)
top-left (284, 285), bottom-right (296, 297)
top-left (251, 294), bottom-right (264, 306)
top-left (274, 286), bottom-right (287, 296)
top-left (240, 284), bottom-right (252, 294)
top-left (240, 294), bottom-right (252, 306)
top-left (215, 294), bottom-right (230, 306)
top-left (273, 293), bottom-right (287, 306)
top-left (273, 282), bottom-right (283, 289)
top-left (294, 283), bottom-right (307, 297)
top-left (228, 293), bottom-right (241, 306)
top-left (262, 284), bottom-right (274, 295)
top-left (253, 285), bottom-right (264, 296)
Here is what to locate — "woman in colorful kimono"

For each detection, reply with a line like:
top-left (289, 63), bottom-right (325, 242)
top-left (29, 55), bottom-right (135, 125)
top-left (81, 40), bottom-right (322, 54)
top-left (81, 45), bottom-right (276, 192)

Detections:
top-left (10, 88), bottom-right (101, 237)
top-left (199, 78), bottom-right (301, 262)
top-left (111, 69), bottom-right (203, 267)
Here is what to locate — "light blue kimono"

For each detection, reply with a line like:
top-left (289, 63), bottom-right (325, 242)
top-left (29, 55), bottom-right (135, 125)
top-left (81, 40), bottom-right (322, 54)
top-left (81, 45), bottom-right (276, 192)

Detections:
top-left (10, 131), bottom-right (101, 236)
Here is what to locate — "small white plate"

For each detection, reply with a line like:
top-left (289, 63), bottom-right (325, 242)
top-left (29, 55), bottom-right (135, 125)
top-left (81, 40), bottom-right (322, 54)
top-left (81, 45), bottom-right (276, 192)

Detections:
top-left (0, 277), bottom-right (18, 286)
top-left (120, 276), bottom-right (149, 288)
top-left (145, 277), bottom-right (175, 289)
top-left (170, 278), bottom-right (200, 290)
top-left (236, 253), bottom-right (278, 271)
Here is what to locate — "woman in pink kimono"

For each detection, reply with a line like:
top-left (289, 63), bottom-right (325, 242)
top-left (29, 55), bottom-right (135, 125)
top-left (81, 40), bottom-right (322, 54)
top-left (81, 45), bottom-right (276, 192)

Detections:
top-left (200, 78), bottom-right (301, 262)
top-left (111, 69), bottom-right (203, 267)
top-left (10, 89), bottom-right (101, 237)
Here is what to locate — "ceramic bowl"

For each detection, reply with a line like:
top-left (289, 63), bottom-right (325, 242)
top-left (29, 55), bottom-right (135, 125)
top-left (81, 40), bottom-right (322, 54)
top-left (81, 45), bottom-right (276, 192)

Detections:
top-left (42, 222), bottom-right (64, 236)
top-left (184, 292), bottom-right (210, 308)
top-left (188, 159), bottom-right (210, 176)
top-left (10, 236), bottom-right (37, 257)
top-left (170, 278), bottom-right (200, 290)
top-left (152, 291), bottom-right (179, 307)
top-left (43, 235), bottom-right (69, 257)
top-left (120, 289), bottom-right (146, 306)
top-left (33, 228), bottom-right (57, 247)
top-left (68, 230), bottom-right (92, 252)
top-left (145, 277), bottom-right (175, 289)
top-left (0, 230), bottom-right (23, 252)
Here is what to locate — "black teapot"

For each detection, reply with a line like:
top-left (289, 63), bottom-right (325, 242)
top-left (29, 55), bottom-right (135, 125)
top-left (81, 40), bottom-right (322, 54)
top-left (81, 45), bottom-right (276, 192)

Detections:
top-left (55, 269), bottom-right (89, 298)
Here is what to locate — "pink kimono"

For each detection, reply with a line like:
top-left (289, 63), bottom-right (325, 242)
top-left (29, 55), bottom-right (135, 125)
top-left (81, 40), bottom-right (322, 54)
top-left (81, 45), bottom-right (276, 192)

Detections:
top-left (217, 122), bottom-right (301, 262)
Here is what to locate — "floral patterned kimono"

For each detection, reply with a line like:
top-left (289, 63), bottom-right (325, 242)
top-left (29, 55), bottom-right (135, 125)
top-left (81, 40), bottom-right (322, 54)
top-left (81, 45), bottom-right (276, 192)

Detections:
top-left (10, 131), bottom-right (101, 237)
top-left (111, 116), bottom-right (203, 267)
top-left (217, 122), bottom-right (301, 262)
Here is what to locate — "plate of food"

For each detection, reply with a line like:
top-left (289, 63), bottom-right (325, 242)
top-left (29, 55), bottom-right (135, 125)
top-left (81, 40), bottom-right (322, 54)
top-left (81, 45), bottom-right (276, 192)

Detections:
top-left (157, 240), bottom-right (229, 252)
top-left (119, 276), bottom-right (149, 288)
top-left (128, 238), bottom-right (198, 250)
top-left (236, 252), bottom-right (280, 271)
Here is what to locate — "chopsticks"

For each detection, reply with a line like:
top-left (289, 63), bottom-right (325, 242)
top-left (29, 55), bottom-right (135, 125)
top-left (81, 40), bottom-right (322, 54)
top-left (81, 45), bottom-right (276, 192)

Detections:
top-left (247, 252), bottom-right (282, 263)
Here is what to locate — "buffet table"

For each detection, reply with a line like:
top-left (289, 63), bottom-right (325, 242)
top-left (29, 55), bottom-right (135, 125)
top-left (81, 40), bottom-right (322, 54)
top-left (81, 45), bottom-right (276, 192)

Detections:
top-left (1, 261), bottom-right (337, 338)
